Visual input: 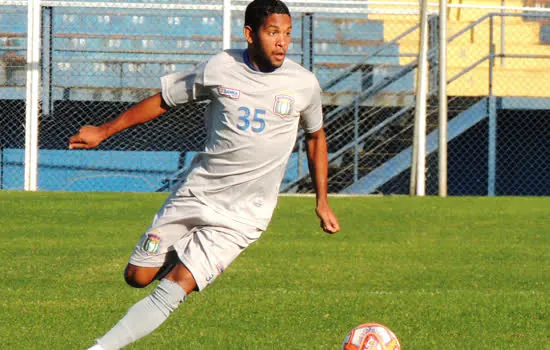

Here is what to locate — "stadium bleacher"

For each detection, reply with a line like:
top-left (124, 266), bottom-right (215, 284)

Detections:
top-left (2, 2), bottom-right (550, 95)
top-left (1, 6), bottom-right (415, 101)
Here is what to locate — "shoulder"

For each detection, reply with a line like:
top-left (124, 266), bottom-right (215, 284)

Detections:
top-left (283, 58), bottom-right (316, 78)
top-left (205, 49), bottom-right (245, 70)
top-left (281, 58), bottom-right (320, 89)
top-left (200, 50), bottom-right (245, 84)
top-left (278, 59), bottom-right (321, 101)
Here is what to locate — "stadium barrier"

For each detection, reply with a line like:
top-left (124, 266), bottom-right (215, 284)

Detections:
top-left (0, 0), bottom-right (549, 195)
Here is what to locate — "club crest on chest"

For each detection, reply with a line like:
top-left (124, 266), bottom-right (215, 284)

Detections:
top-left (273, 94), bottom-right (294, 118)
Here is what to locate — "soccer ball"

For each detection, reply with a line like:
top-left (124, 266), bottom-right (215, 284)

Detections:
top-left (342, 323), bottom-right (400, 350)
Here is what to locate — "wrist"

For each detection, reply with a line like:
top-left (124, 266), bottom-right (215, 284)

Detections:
top-left (316, 197), bottom-right (329, 209)
top-left (98, 123), bottom-right (115, 140)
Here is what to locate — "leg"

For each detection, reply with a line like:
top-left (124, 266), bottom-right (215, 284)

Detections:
top-left (87, 195), bottom-right (258, 349)
top-left (123, 264), bottom-right (160, 288)
top-left (86, 194), bottom-right (204, 349)
top-left (165, 261), bottom-right (198, 295)
top-left (123, 258), bottom-right (199, 294)
top-left (91, 261), bottom-right (196, 350)
top-left (124, 250), bottom-right (180, 288)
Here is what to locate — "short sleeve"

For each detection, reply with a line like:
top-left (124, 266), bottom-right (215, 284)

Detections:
top-left (161, 61), bottom-right (211, 107)
top-left (300, 76), bottom-right (323, 134)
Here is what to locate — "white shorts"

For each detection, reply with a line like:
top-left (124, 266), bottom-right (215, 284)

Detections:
top-left (129, 190), bottom-right (262, 290)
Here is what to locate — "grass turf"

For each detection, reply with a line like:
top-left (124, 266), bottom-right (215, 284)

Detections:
top-left (0, 192), bottom-right (548, 349)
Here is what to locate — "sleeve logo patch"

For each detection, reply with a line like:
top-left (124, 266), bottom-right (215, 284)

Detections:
top-left (273, 94), bottom-right (294, 118)
top-left (217, 86), bottom-right (240, 100)
top-left (142, 233), bottom-right (162, 254)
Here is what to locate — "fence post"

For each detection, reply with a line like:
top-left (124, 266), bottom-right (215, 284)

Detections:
top-left (41, 6), bottom-right (53, 118)
top-left (354, 99), bottom-right (359, 183)
top-left (1, 143), bottom-right (3, 190)
top-left (500, 0), bottom-right (505, 67)
top-left (302, 12), bottom-right (314, 72)
top-left (488, 15), bottom-right (497, 196)
top-left (24, 0), bottom-right (42, 191)
top-left (438, 0), bottom-right (448, 197)
top-left (410, 0), bottom-right (429, 196)
top-left (298, 12), bottom-right (314, 179)
top-left (223, 0), bottom-right (231, 50)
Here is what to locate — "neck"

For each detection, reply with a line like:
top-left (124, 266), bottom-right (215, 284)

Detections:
top-left (244, 49), bottom-right (277, 73)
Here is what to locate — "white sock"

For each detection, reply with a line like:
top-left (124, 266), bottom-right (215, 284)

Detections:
top-left (95, 279), bottom-right (186, 350)
top-left (86, 344), bottom-right (104, 350)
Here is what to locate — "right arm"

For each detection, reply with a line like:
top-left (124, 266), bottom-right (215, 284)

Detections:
top-left (68, 93), bottom-right (168, 149)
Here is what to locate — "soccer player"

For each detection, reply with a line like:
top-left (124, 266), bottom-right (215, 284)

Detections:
top-left (69, 0), bottom-right (340, 348)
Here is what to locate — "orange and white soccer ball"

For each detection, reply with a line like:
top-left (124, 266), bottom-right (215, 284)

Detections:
top-left (342, 323), bottom-right (401, 350)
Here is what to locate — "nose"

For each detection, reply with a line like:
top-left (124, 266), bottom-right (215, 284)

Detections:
top-left (276, 33), bottom-right (287, 47)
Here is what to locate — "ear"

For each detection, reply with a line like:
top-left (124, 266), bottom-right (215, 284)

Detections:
top-left (244, 25), bottom-right (255, 45)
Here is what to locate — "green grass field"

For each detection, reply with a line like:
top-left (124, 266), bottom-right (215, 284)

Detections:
top-left (1, 192), bottom-right (548, 349)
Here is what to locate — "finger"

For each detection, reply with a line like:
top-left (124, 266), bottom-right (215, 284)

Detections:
top-left (324, 218), bottom-right (340, 234)
top-left (68, 134), bottom-right (83, 149)
top-left (69, 142), bottom-right (90, 150)
top-left (68, 134), bottom-right (80, 144)
top-left (330, 217), bottom-right (340, 232)
top-left (321, 220), bottom-right (335, 234)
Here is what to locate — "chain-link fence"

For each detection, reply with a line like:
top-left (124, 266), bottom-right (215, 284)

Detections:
top-left (0, 5), bottom-right (27, 190)
top-left (441, 9), bottom-right (550, 196)
top-left (285, 3), bottom-right (550, 196)
top-left (1, 1), bottom-right (549, 195)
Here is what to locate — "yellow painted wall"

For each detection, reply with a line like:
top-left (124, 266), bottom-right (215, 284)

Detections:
top-left (368, 1), bottom-right (550, 97)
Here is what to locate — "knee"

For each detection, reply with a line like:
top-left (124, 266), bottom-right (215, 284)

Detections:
top-left (124, 265), bottom-right (155, 288)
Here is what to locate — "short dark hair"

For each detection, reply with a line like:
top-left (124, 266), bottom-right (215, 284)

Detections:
top-left (244, 0), bottom-right (291, 32)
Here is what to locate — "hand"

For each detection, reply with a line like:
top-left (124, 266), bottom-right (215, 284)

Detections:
top-left (316, 203), bottom-right (340, 234)
top-left (68, 125), bottom-right (107, 149)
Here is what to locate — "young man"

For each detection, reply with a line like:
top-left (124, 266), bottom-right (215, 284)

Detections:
top-left (69, 0), bottom-right (340, 349)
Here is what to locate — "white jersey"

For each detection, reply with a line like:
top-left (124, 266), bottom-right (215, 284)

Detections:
top-left (161, 49), bottom-right (323, 230)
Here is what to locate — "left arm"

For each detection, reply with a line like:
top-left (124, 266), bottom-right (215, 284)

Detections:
top-left (305, 128), bottom-right (340, 234)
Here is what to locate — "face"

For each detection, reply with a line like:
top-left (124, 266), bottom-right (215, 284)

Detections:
top-left (245, 13), bottom-right (292, 72)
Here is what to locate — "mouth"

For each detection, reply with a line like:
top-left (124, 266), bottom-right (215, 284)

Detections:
top-left (273, 52), bottom-right (286, 61)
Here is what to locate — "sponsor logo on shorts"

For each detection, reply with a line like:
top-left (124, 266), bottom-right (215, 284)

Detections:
top-left (143, 232), bottom-right (161, 254)
top-left (217, 86), bottom-right (240, 100)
